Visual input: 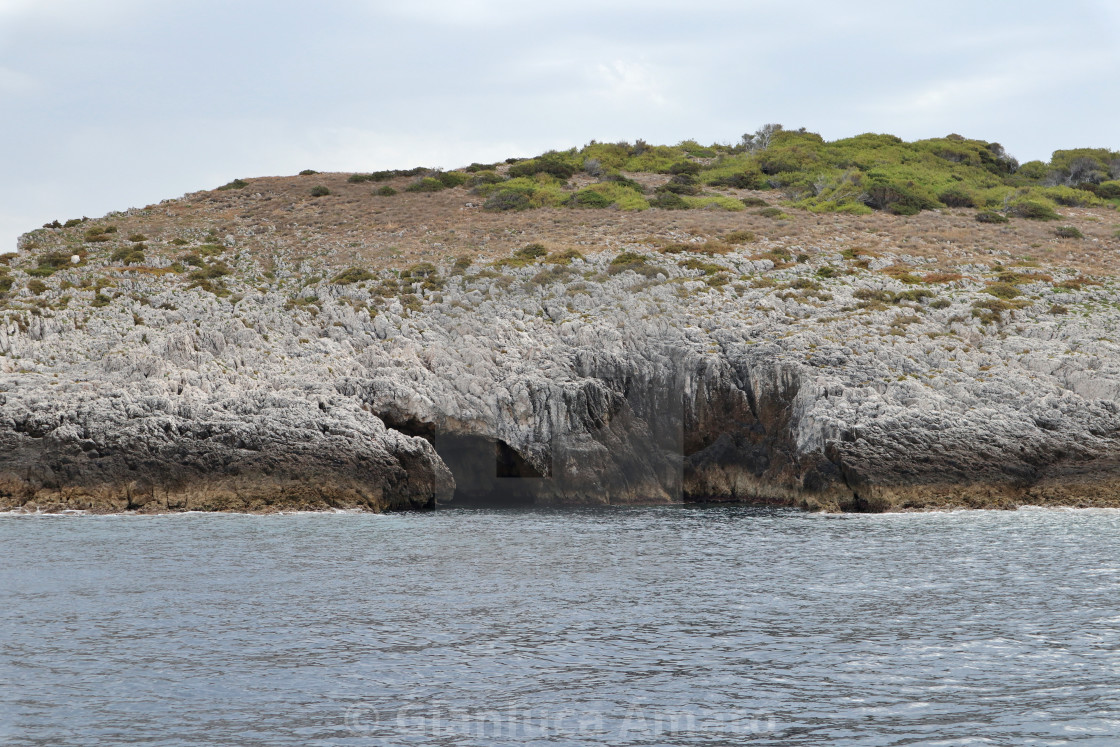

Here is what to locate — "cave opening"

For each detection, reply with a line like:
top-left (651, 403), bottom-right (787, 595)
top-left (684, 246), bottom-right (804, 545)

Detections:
top-left (432, 434), bottom-right (543, 508)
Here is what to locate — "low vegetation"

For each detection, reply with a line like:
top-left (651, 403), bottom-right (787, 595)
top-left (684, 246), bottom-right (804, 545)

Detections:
top-left (7, 126), bottom-right (1117, 346)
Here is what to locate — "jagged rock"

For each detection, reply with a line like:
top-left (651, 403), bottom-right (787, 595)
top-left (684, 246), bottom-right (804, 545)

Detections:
top-left (4, 184), bottom-right (1120, 513)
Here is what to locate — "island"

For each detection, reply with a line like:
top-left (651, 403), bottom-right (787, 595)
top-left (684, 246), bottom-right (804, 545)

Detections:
top-left (2, 127), bottom-right (1119, 513)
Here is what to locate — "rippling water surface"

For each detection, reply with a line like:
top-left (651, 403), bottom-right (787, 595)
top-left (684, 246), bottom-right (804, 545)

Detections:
top-left (2, 506), bottom-right (1120, 745)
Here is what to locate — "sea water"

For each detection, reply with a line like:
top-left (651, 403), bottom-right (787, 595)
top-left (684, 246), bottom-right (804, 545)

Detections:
top-left (2, 506), bottom-right (1119, 745)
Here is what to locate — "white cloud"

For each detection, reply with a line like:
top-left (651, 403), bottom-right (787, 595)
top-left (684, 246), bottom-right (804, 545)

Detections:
top-left (367, 0), bottom-right (551, 27)
top-left (592, 60), bottom-right (668, 107)
top-left (281, 126), bottom-right (528, 173)
top-left (881, 73), bottom-right (1028, 118)
top-left (0, 0), bottom-right (36, 15)
top-left (866, 43), bottom-right (1115, 135)
top-left (0, 0), bottom-right (143, 27)
top-left (0, 65), bottom-right (33, 93)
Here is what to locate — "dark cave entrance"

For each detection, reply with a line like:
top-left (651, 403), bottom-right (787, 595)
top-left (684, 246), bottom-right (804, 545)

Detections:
top-left (432, 434), bottom-right (544, 508)
top-left (375, 410), bottom-right (545, 508)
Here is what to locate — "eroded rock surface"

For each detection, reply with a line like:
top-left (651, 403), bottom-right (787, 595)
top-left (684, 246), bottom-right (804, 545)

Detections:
top-left (3, 194), bottom-right (1120, 512)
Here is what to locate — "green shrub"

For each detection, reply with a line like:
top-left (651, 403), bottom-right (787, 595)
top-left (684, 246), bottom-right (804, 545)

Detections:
top-left (189, 262), bottom-right (232, 281)
top-left (468, 171), bottom-right (505, 186)
top-left (649, 192), bottom-right (689, 209)
top-left (881, 264), bottom-right (923, 284)
top-left (63, 218), bottom-right (86, 228)
top-left (405, 177), bottom-right (445, 193)
top-left (937, 187), bottom-right (976, 207)
top-left (91, 293), bottom-right (112, 307)
top-left (377, 186), bottom-right (397, 196)
top-left (1043, 185), bottom-right (1098, 207)
top-left (128, 233), bottom-right (147, 242)
top-left (1055, 225), bottom-right (1084, 239)
top-left (84, 226), bottom-right (115, 243)
top-left (473, 175), bottom-right (564, 205)
top-left (217, 178), bottom-right (249, 190)
top-left (507, 153), bottom-right (579, 180)
top-left (756, 144), bottom-right (824, 176)
top-left (608, 252), bottom-right (660, 277)
top-left (566, 190), bottom-right (613, 208)
top-left (310, 185), bottom-right (331, 197)
top-left (683, 195), bottom-right (745, 211)
top-left (667, 161), bottom-right (702, 176)
top-left (1016, 161), bottom-right (1049, 180)
top-left (332, 267), bottom-right (374, 285)
top-left (622, 144), bottom-right (689, 172)
top-left (0, 275), bottom-right (12, 294)
top-left (976, 210), bottom-right (1009, 224)
top-left (452, 255), bottom-right (473, 274)
top-left (402, 261), bottom-right (439, 278)
top-left (678, 140), bottom-right (717, 158)
top-left (299, 169), bottom-right (319, 176)
top-left (594, 181), bottom-right (648, 210)
top-left (707, 171), bottom-right (764, 189)
top-left (464, 162), bottom-right (498, 172)
top-left (348, 167), bottom-right (427, 183)
top-left (657, 175), bottom-right (702, 196)
top-left (853, 288), bottom-right (893, 305)
top-left (862, 177), bottom-right (939, 215)
top-left (170, 238), bottom-right (189, 246)
top-left (28, 279), bottom-right (47, 295)
top-left (678, 257), bottom-right (725, 275)
top-left (985, 282), bottom-right (1021, 299)
top-left (1096, 181), bottom-right (1120, 200)
top-left (547, 248), bottom-right (584, 264)
top-left (740, 196), bottom-right (769, 207)
top-left (660, 241), bottom-right (727, 255)
top-left (27, 252), bottom-right (72, 277)
top-left (971, 297), bottom-right (1027, 323)
top-left (1008, 199), bottom-right (1059, 220)
top-left (496, 244), bottom-right (549, 268)
top-left (435, 171), bottom-right (469, 188)
top-left (603, 173), bottom-right (645, 193)
top-left (893, 288), bottom-right (935, 303)
top-left (995, 271), bottom-right (1032, 284)
top-left (531, 265), bottom-right (576, 285)
top-left (110, 247), bottom-right (145, 265)
top-left (516, 243), bottom-right (548, 260)
top-left (483, 190), bottom-right (531, 212)
top-left (757, 206), bottom-right (787, 219)
top-left (724, 230), bottom-right (755, 244)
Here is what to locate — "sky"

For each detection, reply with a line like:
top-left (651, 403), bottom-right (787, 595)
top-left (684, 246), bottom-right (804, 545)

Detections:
top-left (1, 0), bottom-right (1118, 253)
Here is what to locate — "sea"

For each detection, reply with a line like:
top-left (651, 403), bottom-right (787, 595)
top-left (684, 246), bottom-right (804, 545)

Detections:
top-left (2, 505), bottom-right (1119, 745)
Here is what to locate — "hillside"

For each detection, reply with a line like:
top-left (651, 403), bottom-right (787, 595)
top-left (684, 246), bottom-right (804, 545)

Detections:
top-left (2, 127), bottom-right (1120, 513)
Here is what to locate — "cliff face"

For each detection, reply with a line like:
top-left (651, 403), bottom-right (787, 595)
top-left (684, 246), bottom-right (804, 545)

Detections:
top-left (3, 172), bottom-right (1120, 512)
top-left (0, 387), bottom-right (453, 513)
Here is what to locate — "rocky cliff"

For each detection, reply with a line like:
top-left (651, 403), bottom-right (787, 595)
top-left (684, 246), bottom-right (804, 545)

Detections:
top-left (2, 166), bottom-right (1119, 512)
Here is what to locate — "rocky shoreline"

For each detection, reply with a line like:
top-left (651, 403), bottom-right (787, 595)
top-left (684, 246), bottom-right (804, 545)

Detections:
top-left (3, 169), bottom-right (1120, 514)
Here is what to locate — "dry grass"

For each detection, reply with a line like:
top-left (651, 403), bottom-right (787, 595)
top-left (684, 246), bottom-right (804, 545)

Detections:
top-left (23, 171), bottom-right (1120, 280)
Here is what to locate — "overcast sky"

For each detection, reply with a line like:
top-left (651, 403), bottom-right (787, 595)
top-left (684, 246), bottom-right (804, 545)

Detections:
top-left (2, 0), bottom-right (1118, 252)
